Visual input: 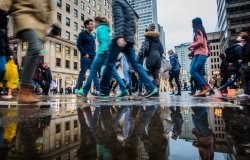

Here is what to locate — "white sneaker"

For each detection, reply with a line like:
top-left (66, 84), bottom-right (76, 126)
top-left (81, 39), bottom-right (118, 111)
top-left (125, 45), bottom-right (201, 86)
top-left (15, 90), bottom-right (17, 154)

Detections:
top-left (1, 95), bottom-right (13, 99)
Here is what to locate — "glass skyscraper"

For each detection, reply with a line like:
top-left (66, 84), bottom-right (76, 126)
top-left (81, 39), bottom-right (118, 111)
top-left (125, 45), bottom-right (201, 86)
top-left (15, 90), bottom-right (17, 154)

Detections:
top-left (128, 0), bottom-right (158, 42)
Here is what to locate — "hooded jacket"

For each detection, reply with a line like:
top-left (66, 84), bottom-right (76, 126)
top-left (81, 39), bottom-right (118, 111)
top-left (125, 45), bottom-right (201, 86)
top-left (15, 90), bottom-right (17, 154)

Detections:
top-left (169, 54), bottom-right (181, 72)
top-left (96, 23), bottom-right (110, 54)
top-left (112, 0), bottom-right (137, 42)
top-left (144, 31), bottom-right (164, 57)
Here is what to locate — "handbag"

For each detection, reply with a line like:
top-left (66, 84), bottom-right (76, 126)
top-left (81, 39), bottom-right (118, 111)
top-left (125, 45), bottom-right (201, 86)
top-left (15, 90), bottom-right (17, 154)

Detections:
top-left (3, 59), bottom-right (19, 89)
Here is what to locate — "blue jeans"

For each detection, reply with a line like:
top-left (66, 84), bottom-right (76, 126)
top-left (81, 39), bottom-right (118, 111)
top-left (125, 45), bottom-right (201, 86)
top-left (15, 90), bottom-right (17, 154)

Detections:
top-left (190, 54), bottom-right (207, 88)
top-left (100, 41), bottom-right (156, 95)
top-left (0, 56), bottom-right (7, 81)
top-left (76, 57), bottom-right (99, 89)
top-left (83, 54), bottom-right (106, 94)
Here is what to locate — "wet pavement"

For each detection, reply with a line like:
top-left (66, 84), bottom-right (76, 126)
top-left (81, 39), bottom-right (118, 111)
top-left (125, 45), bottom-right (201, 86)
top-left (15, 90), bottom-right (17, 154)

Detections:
top-left (0, 92), bottom-right (250, 160)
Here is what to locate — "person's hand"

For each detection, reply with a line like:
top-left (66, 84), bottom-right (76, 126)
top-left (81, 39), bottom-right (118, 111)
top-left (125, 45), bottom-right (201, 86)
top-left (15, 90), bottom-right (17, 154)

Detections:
top-left (9, 55), bottom-right (14, 59)
top-left (117, 38), bottom-right (127, 47)
top-left (83, 54), bottom-right (90, 58)
top-left (188, 46), bottom-right (194, 51)
top-left (49, 24), bottom-right (61, 36)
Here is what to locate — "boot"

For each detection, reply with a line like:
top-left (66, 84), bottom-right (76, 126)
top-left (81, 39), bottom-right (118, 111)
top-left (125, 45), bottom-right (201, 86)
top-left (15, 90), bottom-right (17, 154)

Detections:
top-left (18, 84), bottom-right (39, 103)
top-left (194, 84), bottom-right (212, 97)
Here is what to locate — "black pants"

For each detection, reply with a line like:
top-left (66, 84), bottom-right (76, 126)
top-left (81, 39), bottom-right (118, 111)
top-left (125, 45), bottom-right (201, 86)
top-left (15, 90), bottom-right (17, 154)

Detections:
top-left (169, 71), bottom-right (181, 92)
top-left (241, 64), bottom-right (250, 94)
top-left (190, 76), bottom-right (198, 93)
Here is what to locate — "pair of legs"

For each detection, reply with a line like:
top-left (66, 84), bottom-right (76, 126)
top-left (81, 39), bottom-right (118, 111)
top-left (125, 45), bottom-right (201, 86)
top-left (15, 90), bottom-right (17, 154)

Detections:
top-left (100, 41), bottom-right (156, 96)
top-left (75, 57), bottom-right (99, 90)
top-left (169, 71), bottom-right (181, 93)
top-left (190, 54), bottom-right (207, 88)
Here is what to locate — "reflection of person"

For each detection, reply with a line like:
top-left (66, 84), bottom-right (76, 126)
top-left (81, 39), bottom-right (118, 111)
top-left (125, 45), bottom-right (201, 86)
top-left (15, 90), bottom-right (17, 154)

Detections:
top-left (170, 107), bottom-right (184, 140)
top-left (191, 107), bottom-right (214, 160)
top-left (17, 107), bottom-right (52, 159)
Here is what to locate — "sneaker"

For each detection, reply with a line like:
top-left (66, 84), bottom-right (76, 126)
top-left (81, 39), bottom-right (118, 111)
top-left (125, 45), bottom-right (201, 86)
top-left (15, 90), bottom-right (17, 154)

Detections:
top-left (116, 91), bottom-right (129, 97)
top-left (75, 89), bottom-right (86, 97)
top-left (145, 88), bottom-right (158, 98)
top-left (91, 91), bottom-right (101, 96)
top-left (1, 95), bottom-right (13, 99)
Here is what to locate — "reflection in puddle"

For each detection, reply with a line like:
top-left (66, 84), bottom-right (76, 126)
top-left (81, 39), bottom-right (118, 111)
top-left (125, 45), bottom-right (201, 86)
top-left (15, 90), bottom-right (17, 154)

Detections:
top-left (0, 100), bottom-right (250, 160)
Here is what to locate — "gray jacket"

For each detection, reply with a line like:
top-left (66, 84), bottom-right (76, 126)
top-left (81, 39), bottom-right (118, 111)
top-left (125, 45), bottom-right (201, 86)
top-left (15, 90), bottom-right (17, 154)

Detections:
top-left (112, 0), bottom-right (137, 43)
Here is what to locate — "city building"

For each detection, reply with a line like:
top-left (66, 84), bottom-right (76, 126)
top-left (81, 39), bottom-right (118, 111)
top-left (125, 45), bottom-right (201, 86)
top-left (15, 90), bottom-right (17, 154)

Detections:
top-left (128, 0), bottom-right (158, 43)
top-left (207, 32), bottom-right (221, 85)
top-left (8, 0), bottom-right (113, 92)
top-left (158, 24), bottom-right (166, 54)
top-left (174, 43), bottom-right (192, 81)
top-left (217, 0), bottom-right (250, 51)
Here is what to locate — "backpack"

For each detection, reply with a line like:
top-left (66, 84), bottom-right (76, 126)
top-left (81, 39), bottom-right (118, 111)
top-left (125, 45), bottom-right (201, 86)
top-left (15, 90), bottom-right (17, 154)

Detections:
top-left (225, 44), bottom-right (242, 63)
top-left (161, 59), bottom-right (172, 73)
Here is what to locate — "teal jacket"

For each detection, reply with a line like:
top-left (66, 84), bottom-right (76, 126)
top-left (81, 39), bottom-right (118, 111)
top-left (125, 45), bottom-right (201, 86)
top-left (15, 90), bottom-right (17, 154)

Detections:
top-left (96, 23), bottom-right (110, 54)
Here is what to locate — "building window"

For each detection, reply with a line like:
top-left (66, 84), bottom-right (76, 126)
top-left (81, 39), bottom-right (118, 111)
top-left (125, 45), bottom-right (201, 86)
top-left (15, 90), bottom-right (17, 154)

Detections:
top-left (74, 134), bottom-right (78, 142)
top-left (57, 0), bottom-right (62, 8)
top-left (57, 12), bottom-right (62, 22)
top-left (93, 10), bottom-right (96, 17)
top-left (56, 124), bottom-right (61, 133)
top-left (81, 14), bottom-right (85, 21)
top-left (66, 31), bottom-right (70, 40)
top-left (74, 62), bottom-right (78, 70)
top-left (22, 42), bottom-right (27, 51)
top-left (87, 6), bottom-right (90, 14)
top-left (55, 43), bottom-right (61, 53)
top-left (55, 139), bottom-right (61, 149)
top-left (56, 58), bottom-right (61, 67)
top-left (65, 46), bottom-right (70, 54)
top-left (97, 4), bottom-right (101, 11)
top-left (74, 0), bottom-right (78, 5)
top-left (66, 4), bottom-right (70, 13)
top-left (73, 49), bottom-right (78, 56)
top-left (65, 60), bottom-right (70, 68)
top-left (74, 120), bottom-right (78, 128)
top-left (74, 35), bottom-right (78, 42)
top-left (74, 9), bottom-right (78, 18)
top-left (81, 1), bottom-right (84, 10)
top-left (93, 0), bottom-right (96, 6)
top-left (65, 135), bottom-right (70, 145)
top-left (74, 22), bottom-right (78, 31)
top-left (65, 121), bottom-right (70, 130)
top-left (66, 17), bottom-right (70, 26)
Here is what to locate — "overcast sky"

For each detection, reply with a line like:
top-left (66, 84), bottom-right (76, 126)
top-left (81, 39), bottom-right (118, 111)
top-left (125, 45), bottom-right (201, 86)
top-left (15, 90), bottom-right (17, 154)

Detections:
top-left (157, 0), bottom-right (218, 52)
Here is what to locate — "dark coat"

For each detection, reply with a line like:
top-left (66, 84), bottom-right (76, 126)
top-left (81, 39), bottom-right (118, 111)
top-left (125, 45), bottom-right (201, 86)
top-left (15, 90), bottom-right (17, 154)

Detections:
top-left (220, 59), bottom-right (229, 78)
top-left (169, 54), bottom-right (181, 72)
top-left (144, 31), bottom-right (164, 57)
top-left (112, 0), bottom-right (137, 43)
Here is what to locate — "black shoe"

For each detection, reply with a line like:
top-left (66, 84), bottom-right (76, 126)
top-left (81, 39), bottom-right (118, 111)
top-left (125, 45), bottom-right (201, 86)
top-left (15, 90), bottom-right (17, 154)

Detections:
top-left (175, 92), bottom-right (181, 96)
top-left (189, 92), bottom-right (195, 95)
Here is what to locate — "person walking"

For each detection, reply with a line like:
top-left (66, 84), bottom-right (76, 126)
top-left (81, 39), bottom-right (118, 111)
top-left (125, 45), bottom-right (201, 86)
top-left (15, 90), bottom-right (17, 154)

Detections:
top-left (40, 63), bottom-right (52, 95)
top-left (81, 17), bottom-right (110, 96)
top-left (100, 0), bottom-right (158, 98)
top-left (0, 0), bottom-right (60, 103)
top-left (75, 19), bottom-right (99, 95)
top-left (219, 53), bottom-right (229, 94)
top-left (143, 23), bottom-right (165, 95)
top-left (168, 50), bottom-right (181, 95)
top-left (188, 17), bottom-right (211, 97)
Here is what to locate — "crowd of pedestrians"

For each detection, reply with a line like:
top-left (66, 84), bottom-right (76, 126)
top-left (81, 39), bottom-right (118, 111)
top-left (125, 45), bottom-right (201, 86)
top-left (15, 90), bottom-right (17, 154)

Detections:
top-left (0, 0), bottom-right (249, 103)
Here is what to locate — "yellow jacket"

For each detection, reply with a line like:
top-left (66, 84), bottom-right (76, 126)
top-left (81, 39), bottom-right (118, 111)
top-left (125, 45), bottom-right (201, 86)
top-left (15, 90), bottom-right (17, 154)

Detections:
top-left (0, 0), bottom-right (56, 40)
